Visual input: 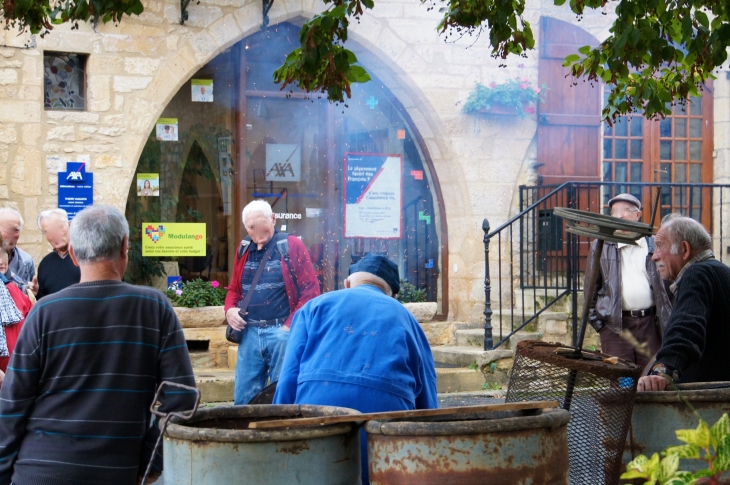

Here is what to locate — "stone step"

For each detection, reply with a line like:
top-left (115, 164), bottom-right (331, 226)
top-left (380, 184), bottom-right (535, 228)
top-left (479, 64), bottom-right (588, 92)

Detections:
top-left (189, 351), bottom-right (217, 369)
top-left (195, 366), bottom-right (493, 402)
top-left (435, 368), bottom-right (486, 394)
top-left (431, 345), bottom-right (513, 368)
top-left (195, 368), bottom-right (235, 403)
top-left (455, 328), bottom-right (486, 347)
top-left (508, 332), bottom-right (541, 350)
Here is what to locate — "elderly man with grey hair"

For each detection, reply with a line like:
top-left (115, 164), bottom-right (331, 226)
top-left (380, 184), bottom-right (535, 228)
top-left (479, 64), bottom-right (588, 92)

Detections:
top-left (36, 208), bottom-right (80, 299)
top-left (224, 199), bottom-right (319, 405)
top-left (0, 204), bottom-right (196, 485)
top-left (638, 214), bottom-right (730, 392)
top-left (0, 207), bottom-right (37, 295)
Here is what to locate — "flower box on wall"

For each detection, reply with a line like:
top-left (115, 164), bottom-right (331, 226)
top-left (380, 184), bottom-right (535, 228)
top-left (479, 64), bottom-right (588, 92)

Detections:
top-left (463, 77), bottom-right (546, 119)
top-left (477, 104), bottom-right (527, 116)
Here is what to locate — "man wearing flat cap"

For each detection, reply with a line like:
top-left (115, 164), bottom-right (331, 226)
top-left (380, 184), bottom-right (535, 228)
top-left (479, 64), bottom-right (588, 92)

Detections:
top-left (584, 193), bottom-right (672, 367)
top-left (274, 253), bottom-right (438, 484)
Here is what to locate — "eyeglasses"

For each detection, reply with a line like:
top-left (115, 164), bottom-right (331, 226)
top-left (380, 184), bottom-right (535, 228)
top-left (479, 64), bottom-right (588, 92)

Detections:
top-left (610, 208), bottom-right (640, 217)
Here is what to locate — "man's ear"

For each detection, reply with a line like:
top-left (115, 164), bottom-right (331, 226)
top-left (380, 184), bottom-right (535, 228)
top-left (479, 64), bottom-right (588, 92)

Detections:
top-left (69, 245), bottom-right (80, 267)
top-left (680, 240), bottom-right (692, 260)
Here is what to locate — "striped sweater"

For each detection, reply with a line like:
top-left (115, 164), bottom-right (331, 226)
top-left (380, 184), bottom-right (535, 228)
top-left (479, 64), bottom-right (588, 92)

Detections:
top-left (0, 280), bottom-right (196, 485)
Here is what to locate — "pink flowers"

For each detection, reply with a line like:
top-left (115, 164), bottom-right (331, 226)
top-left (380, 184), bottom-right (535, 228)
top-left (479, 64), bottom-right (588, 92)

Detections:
top-left (521, 76), bottom-right (529, 82)
top-left (525, 106), bottom-right (536, 114)
top-left (175, 289), bottom-right (183, 296)
top-left (519, 83), bottom-right (527, 90)
top-left (534, 87), bottom-right (541, 94)
top-left (489, 82), bottom-right (497, 88)
top-left (210, 281), bottom-right (220, 289)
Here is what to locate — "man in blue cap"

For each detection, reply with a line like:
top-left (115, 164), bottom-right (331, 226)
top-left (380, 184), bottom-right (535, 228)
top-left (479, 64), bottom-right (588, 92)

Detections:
top-left (273, 253), bottom-right (438, 484)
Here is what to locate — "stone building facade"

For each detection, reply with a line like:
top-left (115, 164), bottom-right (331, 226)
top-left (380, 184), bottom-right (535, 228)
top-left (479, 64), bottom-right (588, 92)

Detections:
top-left (1, 0), bottom-right (729, 325)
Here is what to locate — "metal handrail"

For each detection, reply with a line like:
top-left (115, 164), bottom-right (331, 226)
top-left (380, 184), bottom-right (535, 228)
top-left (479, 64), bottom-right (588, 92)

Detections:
top-left (484, 181), bottom-right (730, 350)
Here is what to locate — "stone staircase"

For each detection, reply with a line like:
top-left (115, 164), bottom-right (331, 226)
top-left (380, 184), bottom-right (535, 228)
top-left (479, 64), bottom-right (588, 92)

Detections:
top-left (184, 291), bottom-right (600, 402)
top-left (429, 290), bottom-right (600, 392)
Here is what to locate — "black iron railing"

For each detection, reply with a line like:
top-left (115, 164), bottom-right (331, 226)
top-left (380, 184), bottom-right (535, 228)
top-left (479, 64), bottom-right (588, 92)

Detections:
top-left (483, 181), bottom-right (730, 350)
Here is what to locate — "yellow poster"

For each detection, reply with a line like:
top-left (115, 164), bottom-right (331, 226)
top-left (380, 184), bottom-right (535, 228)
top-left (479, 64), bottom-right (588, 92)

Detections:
top-left (142, 223), bottom-right (206, 257)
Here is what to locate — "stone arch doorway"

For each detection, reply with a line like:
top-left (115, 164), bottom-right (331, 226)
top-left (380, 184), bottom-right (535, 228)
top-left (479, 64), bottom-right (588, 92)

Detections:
top-left (125, 22), bottom-right (449, 315)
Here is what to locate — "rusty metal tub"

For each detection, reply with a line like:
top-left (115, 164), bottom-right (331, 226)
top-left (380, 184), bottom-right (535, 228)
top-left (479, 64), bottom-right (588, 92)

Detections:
top-left (364, 408), bottom-right (571, 485)
top-left (163, 404), bottom-right (362, 485)
top-left (625, 382), bottom-right (730, 481)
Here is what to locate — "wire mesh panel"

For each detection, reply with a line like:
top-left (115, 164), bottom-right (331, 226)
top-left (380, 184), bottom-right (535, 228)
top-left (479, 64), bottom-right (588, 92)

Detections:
top-left (506, 341), bottom-right (642, 485)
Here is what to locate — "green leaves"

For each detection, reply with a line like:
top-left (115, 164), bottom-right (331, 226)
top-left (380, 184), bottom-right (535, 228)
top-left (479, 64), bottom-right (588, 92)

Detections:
top-left (1, 0), bottom-right (144, 35)
top-left (621, 414), bottom-right (730, 485)
top-left (676, 419), bottom-right (711, 449)
top-left (272, 0), bottom-right (374, 102)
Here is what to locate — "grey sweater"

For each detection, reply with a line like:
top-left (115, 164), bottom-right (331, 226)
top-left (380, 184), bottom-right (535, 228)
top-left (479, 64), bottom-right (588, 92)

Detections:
top-left (0, 280), bottom-right (196, 485)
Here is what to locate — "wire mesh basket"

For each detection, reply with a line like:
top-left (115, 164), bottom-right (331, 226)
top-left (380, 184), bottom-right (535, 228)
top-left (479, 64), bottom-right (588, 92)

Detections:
top-left (506, 341), bottom-right (642, 485)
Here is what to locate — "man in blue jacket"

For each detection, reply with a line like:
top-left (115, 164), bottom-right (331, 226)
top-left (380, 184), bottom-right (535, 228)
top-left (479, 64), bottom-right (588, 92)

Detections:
top-left (274, 253), bottom-right (438, 484)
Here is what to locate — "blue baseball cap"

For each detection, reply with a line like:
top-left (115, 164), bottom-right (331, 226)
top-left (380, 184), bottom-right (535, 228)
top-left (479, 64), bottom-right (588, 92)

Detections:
top-left (349, 254), bottom-right (400, 294)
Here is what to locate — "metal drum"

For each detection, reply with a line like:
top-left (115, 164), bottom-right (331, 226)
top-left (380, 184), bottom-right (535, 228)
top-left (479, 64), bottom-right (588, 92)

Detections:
top-left (625, 382), bottom-right (730, 481)
top-left (163, 404), bottom-right (362, 485)
top-left (365, 408), bottom-right (571, 485)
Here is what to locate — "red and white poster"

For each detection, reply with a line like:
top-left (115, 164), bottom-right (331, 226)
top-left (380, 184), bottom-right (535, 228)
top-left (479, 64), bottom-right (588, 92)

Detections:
top-left (343, 153), bottom-right (403, 239)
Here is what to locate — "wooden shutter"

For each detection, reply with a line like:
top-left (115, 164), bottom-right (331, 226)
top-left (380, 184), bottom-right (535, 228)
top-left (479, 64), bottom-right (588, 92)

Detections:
top-left (537, 16), bottom-right (602, 185)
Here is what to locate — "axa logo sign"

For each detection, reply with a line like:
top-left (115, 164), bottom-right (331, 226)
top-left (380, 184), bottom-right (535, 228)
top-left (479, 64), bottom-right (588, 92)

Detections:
top-left (267, 163), bottom-right (296, 178)
top-left (65, 162), bottom-right (86, 182)
top-left (265, 144), bottom-right (301, 182)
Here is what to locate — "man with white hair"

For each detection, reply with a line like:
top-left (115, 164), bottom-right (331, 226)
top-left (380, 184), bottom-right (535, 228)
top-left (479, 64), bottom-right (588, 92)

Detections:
top-left (638, 215), bottom-right (730, 391)
top-left (0, 207), bottom-right (37, 294)
top-left (0, 205), bottom-right (196, 484)
top-left (224, 200), bottom-right (319, 405)
top-left (273, 253), bottom-right (438, 484)
top-left (36, 208), bottom-right (80, 299)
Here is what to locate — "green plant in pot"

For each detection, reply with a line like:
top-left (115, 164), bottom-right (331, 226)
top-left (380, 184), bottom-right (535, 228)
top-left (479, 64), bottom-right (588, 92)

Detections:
top-left (396, 280), bottom-right (427, 303)
top-left (463, 77), bottom-right (547, 118)
top-left (621, 413), bottom-right (730, 485)
top-left (166, 278), bottom-right (226, 308)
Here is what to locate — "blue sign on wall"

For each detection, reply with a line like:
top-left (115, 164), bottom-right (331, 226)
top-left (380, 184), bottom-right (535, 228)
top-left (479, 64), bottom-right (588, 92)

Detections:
top-left (58, 162), bottom-right (93, 220)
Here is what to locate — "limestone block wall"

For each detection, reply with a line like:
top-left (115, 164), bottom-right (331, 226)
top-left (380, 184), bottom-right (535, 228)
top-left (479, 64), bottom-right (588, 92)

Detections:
top-left (0, 0), bottom-right (726, 324)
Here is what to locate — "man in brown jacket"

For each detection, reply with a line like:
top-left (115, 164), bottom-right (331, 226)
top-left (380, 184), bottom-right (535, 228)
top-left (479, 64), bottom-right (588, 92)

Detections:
top-left (584, 193), bottom-right (672, 367)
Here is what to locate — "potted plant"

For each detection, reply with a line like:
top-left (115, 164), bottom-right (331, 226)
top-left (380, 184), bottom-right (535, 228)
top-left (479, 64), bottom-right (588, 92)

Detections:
top-left (463, 77), bottom-right (547, 118)
top-left (397, 280), bottom-right (437, 323)
top-left (166, 278), bottom-right (227, 328)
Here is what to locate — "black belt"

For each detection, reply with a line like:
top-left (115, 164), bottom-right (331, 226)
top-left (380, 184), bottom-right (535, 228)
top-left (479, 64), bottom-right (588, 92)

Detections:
top-left (622, 307), bottom-right (655, 318)
top-left (246, 318), bottom-right (286, 328)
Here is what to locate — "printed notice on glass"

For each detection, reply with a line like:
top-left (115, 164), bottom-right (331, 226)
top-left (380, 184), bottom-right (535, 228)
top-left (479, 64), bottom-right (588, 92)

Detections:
top-left (142, 222), bottom-right (206, 257)
top-left (156, 118), bottom-right (178, 141)
top-left (191, 79), bottom-right (213, 102)
top-left (343, 153), bottom-right (402, 239)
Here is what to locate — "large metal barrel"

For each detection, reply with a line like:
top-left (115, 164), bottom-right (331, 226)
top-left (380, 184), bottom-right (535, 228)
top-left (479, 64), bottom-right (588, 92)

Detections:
top-left (163, 404), bottom-right (362, 485)
top-left (625, 382), bottom-right (730, 481)
top-left (364, 408), bottom-right (571, 485)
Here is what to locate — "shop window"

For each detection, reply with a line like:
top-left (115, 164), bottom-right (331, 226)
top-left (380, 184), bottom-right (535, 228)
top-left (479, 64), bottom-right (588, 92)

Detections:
top-left (44, 52), bottom-right (87, 110)
top-left (125, 24), bottom-right (445, 310)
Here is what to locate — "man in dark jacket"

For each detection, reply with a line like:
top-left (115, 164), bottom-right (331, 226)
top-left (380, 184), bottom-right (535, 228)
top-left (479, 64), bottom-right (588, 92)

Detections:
top-left (0, 204), bottom-right (196, 485)
top-left (584, 193), bottom-right (672, 367)
top-left (639, 215), bottom-right (730, 391)
top-left (224, 200), bottom-right (319, 405)
top-left (36, 208), bottom-right (81, 299)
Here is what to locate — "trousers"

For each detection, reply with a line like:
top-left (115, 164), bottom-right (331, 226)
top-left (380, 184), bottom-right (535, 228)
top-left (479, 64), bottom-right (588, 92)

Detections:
top-left (234, 323), bottom-right (290, 405)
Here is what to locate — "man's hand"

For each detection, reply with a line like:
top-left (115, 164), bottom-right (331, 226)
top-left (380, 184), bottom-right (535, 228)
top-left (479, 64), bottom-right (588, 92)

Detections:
top-left (137, 470), bottom-right (161, 484)
top-left (638, 375), bottom-right (670, 392)
top-left (29, 276), bottom-right (38, 295)
top-left (226, 307), bottom-right (246, 331)
top-left (0, 368), bottom-right (4, 388)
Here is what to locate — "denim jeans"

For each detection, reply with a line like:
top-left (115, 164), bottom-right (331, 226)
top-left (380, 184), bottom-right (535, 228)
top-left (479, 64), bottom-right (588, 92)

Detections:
top-left (234, 323), bottom-right (290, 405)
